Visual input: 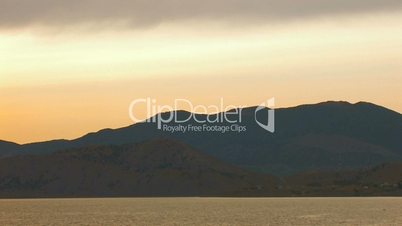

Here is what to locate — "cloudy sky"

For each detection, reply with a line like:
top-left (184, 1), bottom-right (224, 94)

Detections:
top-left (1, 0), bottom-right (402, 28)
top-left (1, 0), bottom-right (401, 143)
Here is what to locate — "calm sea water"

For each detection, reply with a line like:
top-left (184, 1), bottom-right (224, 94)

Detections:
top-left (0, 197), bottom-right (401, 225)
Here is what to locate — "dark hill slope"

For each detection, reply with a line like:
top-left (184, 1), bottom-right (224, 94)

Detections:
top-left (285, 162), bottom-right (402, 196)
top-left (2, 101), bottom-right (401, 175)
top-left (0, 139), bottom-right (277, 198)
top-left (0, 140), bottom-right (19, 156)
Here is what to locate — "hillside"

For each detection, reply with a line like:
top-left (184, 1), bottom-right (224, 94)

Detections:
top-left (0, 139), bottom-right (278, 198)
top-left (1, 101), bottom-right (401, 175)
top-left (285, 162), bottom-right (402, 196)
top-left (0, 140), bottom-right (19, 157)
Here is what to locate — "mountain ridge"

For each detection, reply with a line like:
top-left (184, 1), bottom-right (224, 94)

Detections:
top-left (1, 100), bottom-right (401, 175)
top-left (0, 139), bottom-right (278, 198)
top-left (0, 139), bottom-right (401, 197)
top-left (3, 100), bottom-right (401, 145)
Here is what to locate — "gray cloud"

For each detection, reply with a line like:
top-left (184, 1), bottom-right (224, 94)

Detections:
top-left (1, 0), bottom-right (401, 29)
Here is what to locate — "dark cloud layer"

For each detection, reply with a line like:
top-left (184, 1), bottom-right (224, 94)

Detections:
top-left (1, 0), bottom-right (401, 28)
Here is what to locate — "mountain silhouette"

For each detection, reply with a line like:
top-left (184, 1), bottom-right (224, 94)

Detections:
top-left (285, 162), bottom-right (402, 196)
top-left (1, 101), bottom-right (401, 175)
top-left (1, 139), bottom-right (400, 197)
top-left (0, 139), bottom-right (277, 198)
top-left (0, 140), bottom-right (19, 157)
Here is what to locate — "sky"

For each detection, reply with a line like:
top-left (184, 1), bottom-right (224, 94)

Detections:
top-left (1, 0), bottom-right (402, 144)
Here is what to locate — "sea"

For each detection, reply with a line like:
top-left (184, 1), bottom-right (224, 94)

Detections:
top-left (0, 197), bottom-right (401, 225)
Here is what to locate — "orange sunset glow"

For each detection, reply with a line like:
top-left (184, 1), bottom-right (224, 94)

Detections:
top-left (1, 4), bottom-right (401, 144)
